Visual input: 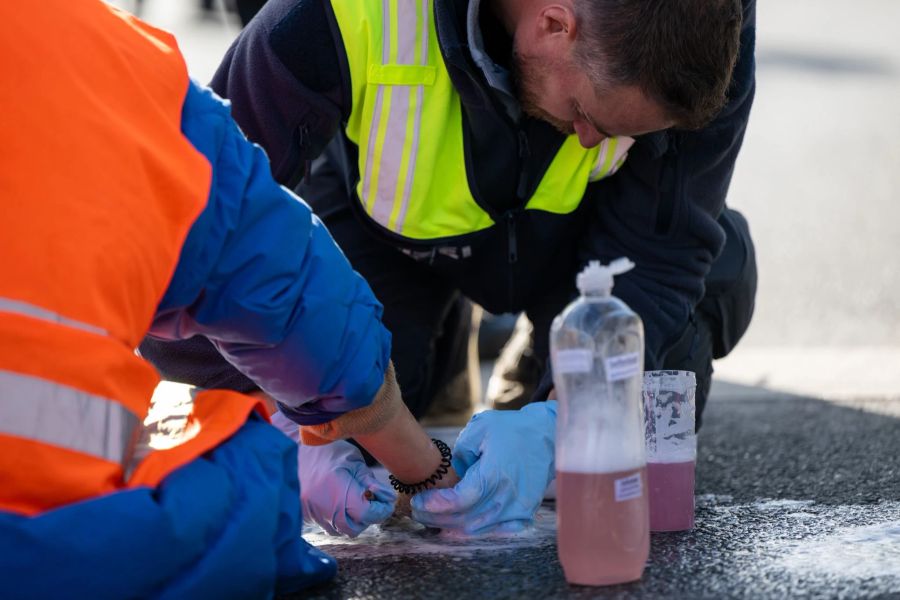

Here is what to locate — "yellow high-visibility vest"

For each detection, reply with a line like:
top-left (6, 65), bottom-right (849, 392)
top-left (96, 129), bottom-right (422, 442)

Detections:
top-left (331, 0), bottom-right (632, 241)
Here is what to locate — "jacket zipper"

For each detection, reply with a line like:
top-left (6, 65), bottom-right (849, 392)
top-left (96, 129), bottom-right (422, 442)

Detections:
top-left (505, 129), bottom-right (530, 308)
top-left (506, 211), bottom-right (518, 308)
top-left (509, 129), bottom-right (529, 265)
top-left (506, 212), bottom-right (518, 264)
top-left (515, 130), bottom-right (530, 201)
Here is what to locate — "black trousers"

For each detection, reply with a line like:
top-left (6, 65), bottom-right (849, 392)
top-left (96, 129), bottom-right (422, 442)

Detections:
top-left (314, 206), bottom-right (474, 419)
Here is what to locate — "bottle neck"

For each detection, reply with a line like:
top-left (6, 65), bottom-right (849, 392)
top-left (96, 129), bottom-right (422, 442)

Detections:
top-left (581, 290), bottom-right (611, 299)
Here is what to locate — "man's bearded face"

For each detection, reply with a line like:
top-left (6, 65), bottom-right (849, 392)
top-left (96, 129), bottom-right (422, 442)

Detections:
top-left (511, 46), bottom-right (575, 136)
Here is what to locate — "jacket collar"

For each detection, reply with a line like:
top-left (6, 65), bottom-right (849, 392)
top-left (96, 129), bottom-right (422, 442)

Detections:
top-left (435, 0), bottom-right (521, 120)
top-left (465, 0), bottom-right (520, 120)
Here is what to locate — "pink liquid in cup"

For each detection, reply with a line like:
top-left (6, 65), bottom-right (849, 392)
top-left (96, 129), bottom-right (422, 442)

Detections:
top-left (556, 468), bottom-right (649, 586)
top-left (647, 461), bottom-right (695, 531)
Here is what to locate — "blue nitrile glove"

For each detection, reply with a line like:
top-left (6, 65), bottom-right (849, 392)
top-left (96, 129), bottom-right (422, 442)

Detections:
top-left (271, 411), bottom-right (396, 537)
top-left (410, 401), bottom-right (557, 535)
top-left (298, 441), bottom-right (397, 537)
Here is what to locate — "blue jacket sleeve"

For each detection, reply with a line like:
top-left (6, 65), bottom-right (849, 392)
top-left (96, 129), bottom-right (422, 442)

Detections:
top-left (148, 81), bottom-right (391, 425)
top-left (578, 0), bottom-right (756, 367)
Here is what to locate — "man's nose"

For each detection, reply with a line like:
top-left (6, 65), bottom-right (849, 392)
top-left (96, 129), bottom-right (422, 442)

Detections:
top-left (573, 119), bottom-right (605, 148)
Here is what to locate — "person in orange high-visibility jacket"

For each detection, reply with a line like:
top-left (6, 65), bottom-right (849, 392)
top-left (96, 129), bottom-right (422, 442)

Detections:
top-left (0, 1), bottom-right (458, 597)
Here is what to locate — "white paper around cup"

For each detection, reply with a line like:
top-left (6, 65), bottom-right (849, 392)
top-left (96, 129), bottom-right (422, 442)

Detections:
top-left (643, 370), bottom-right (697, 463)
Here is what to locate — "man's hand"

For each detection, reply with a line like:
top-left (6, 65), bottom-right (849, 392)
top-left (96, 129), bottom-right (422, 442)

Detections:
top-left (410, 402), bottom-right (557, 535)
top-left (393, 461), bottom-right (460, 518)
top-left (271, 412), bottom-right (396, 537)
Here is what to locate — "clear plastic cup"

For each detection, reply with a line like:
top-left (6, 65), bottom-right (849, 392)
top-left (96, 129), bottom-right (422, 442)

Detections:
top-left (642, 370), bottom-right (697, 532)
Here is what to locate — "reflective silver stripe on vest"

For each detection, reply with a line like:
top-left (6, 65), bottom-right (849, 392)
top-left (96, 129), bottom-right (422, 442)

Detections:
top-left (365, 0), bottom-right (428, 232)
top-left (0, 297), bottom-right (108, 336)
top-left (376, 74), bottom-right (411, 225)
top-left (0, 370), bottom-right (140, 466)
top-left (588, 136), bottom-right (635, 182)
top-left (360, 0), bottom-right (392, 209)
top-left (394, 0), bottom-right (429, 233)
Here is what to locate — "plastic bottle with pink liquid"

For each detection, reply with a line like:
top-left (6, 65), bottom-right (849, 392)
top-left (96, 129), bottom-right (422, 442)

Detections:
top-left (550, 258), bottom-right (649, 587)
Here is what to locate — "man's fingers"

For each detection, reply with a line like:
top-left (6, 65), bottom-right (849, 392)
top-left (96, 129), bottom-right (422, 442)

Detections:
top-left (339, 470), bottom-right (395, 536)
top-left (359, 481), bottom-right (396, 525)
top-left (410, 507), bottom-right (530, 535)
top-left (408, 506), bottom-right (470, 530)
top-left (450, 419), bottom-right (486, 474)
top-left (356, 496), bottom-right (394, 530)
top-left (410, 462), bottom-right (485, 519)
top-left (358, 471), bottom-right (396, 504)
top-left (340, 497), bottom-right (392, 538)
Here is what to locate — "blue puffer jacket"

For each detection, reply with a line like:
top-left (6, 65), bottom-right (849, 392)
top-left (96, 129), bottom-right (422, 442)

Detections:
top-left (0, 416), bottom-right (334, 599)
top-left (153, 82), bottom-right (392, 426)
top-left (0, 80), bottom-right (392, 597)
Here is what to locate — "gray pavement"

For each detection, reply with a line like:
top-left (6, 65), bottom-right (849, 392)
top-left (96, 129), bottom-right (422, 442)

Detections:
top-left (297, 388), bottom-right (900, 599)
top-left (121, 1), bottom-right (900, 597)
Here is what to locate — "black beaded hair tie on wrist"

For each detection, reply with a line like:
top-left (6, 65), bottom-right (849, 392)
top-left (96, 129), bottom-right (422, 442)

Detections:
top-left (389, 439), bottom-right (452, 495)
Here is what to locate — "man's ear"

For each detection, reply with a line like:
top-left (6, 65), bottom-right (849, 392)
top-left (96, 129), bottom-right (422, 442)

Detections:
top-left (539, 4), bottom-right (576, 36)
top-left (533, 3), bottom-right (577, 52)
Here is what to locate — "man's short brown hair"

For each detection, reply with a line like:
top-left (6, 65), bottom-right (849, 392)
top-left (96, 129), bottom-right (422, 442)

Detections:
top-left (573, 0), bottom-right (743, 130)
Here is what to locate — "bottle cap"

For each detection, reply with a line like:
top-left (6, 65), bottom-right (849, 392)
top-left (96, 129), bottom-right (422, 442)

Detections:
top-left (576, 258), bottom-right (635, 296)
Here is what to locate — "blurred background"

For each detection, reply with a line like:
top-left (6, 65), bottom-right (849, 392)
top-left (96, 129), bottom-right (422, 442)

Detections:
top-left (112, 0), bottom-right (900, 410)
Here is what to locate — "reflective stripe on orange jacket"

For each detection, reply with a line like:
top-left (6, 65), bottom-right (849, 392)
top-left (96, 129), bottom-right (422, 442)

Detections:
top-left (0, 1), bottom-right (263, 514)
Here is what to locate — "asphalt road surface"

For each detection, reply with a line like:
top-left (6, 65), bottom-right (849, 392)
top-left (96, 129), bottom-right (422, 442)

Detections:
top-left (298, 387), bottom-right (900, 599)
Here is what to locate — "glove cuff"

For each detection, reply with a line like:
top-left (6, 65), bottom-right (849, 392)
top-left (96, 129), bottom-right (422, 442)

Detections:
top-left (300, 362), bottom-right (402, 445)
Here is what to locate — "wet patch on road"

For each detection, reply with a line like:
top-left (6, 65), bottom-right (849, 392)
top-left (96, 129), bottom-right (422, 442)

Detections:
top-left (650, 496), bottom-right (900, 598)
top-left (305, 506), bottom-right (557, 559)
top-left (777, 520), bottom-right (900, 580)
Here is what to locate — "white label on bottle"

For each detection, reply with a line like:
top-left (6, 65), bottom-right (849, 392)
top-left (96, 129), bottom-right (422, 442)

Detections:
top-left (614, 472), bottom-right (643, 502)
top-left (553, 349), bottom-right (593, 374)
top-left (605, 352), bottom-right (641, 382)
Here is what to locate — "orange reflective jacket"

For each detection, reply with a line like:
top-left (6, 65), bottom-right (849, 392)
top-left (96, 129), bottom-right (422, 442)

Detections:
top-left (0, 1), bottom-right (264, 514)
